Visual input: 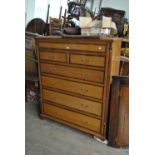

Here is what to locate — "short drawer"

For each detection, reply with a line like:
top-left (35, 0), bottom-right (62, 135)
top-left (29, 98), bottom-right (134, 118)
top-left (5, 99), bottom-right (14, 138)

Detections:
top-left (40, 63), bottom-right (104, 83)
top-left (42, 76), bottom-right (103, 99)
top-left (70, 54), bottom-right (105, 67)
top-left (39, 42), bottom-right (106, 52)
top-left (43, 103), bottom-right (101, 132)
top-left (42, 89), bottom-right (102, 116)
top-left (40, 51), bottom-right (67, 63)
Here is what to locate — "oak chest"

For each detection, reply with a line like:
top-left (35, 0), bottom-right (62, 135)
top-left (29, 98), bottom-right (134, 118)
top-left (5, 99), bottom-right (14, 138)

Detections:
top-left (35, 36), bottom-right (113, 139)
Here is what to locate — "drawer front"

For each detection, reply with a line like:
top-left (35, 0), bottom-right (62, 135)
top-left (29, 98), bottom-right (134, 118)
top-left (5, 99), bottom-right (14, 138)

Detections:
top-left (40, 63), bottom-right (104, 83)
top-left (42, 89), bottom-right (102, 116)
top-left (42, 76), bottom-right (103, 99)
top-left (43, 103), bottom-right (101, 132)
top-left (40, 51), bottom-right (66, 63)
top-left (25, 60), bottom-right (37, 74)
top-left (39, 42), bottom-right (106, 52)
top-left (25, 50), bottom-right (34, 57)
top-left (70, 54), bottom-right (105, 67)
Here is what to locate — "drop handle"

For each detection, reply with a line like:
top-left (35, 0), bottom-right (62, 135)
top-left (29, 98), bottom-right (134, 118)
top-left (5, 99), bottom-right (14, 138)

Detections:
top-left (81, 104), bottom-right (89, 108)
top-left (81, 88), bottom-right (88, 93)
top-left (81, 120), bottom-right (88, 125)
top-left (81, 59), bottom-right (90, 64)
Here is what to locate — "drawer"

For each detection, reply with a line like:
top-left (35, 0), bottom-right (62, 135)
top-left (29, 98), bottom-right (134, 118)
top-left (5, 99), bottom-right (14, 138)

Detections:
top-left (70, 54), bottom-right (105, 67)
top-left (43, 103), bottom-right (101, 132)
top-left (40, 51), bottom-right (66, 63)
top-left (42, 76), bottom-right (103, 99)
top-left (25, 49), bottom-right (34, 57)
top-left (39, 42), bottom-right (106, 52)
top-left (42, 89), bottom-right (102, 116)
top-left (25, 60), bottom-right (37, 74)
top-left (40, 63), bottom-right (104, 83)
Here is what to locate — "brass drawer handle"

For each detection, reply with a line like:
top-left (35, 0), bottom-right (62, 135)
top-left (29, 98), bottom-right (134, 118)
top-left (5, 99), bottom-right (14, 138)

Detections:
top-left (81, 88), bottom-right (88, 93)
top-left (81, 120), bottom-right (88, 125)
top-left (81, 104), bottom-right (89, 109)
top-left (81, 59), bottom-right (90, 64)
top-left (66, 46), bottom-right (70, 50)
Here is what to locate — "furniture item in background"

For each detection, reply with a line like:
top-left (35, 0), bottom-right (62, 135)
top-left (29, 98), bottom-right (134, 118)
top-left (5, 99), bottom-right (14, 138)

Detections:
top-left (109, 38), bottom-right (122, 77)
top-left (25, 32), bottom-right (40, 101)
top-left (109, 38), bottom-right (129, 77)
top-left (99, 8), bottom-right (125, 37)
top-left (108, 76), bottom-right (129, 147)
top-left (25, 18), bottom-right (46, 35)
top-left (25, 32), bottom-right (38, 73)
top-left (36, 36), bottom-right (113, 139)
top-left (63, 27), bottom-right (81, 35)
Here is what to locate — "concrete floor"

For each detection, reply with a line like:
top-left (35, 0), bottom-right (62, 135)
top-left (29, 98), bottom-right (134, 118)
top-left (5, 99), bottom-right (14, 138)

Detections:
top-left (26, 101), bottom-right (129, 155)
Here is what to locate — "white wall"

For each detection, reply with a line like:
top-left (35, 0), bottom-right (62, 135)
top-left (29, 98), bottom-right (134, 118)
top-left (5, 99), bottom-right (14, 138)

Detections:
top-left (49, 0), bottom-right (62, 18)
top-left (25, 0), bottom-right (36, 24)
top-left (25, 0), bottom-right (129, 25)
top-left (25, 0), bottom-right (68, 25)
top-left (34, 0), bottom-right (49, 22)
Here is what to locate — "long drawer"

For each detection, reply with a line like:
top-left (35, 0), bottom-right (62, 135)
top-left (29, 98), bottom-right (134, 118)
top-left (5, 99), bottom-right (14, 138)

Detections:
top-left (39, 42), bottom-right (106, 52)
top-left (43, 103), bottom-right (101, 132)
top-left (40, 63), bottom-right (104, 83)
top-left (41, 76), bottom-right (103, 99)
top-left (70, 54), bottom-right (105, 67)
top-left (42, 89), bottom-right (102, 116)
top-left (40, 51), bottom-right (67, 63)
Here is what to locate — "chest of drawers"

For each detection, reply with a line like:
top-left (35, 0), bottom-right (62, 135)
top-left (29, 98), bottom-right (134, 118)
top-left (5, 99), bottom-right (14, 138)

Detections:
top-left (36, 36), bottom-right (113, 139)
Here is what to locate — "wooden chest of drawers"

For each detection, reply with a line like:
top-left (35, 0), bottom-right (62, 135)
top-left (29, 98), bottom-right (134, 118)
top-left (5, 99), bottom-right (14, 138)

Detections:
top-left (36, 36), bottom-right (113, 139)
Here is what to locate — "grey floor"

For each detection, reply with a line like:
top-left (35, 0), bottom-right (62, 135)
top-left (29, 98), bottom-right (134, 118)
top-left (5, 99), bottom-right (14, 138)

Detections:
top-left (26, 101), bottom-right (129, 155)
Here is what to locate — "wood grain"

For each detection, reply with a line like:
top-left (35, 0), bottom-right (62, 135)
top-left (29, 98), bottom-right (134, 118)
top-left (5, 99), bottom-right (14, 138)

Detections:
top-left (41, 75), bottom-right (103, 99)
top-left (70, 54), bottom-right (105, 67)
top-left (42, 89), bottom-right (102, 116)
top-left (43, 103), bottom-right (101, 132)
